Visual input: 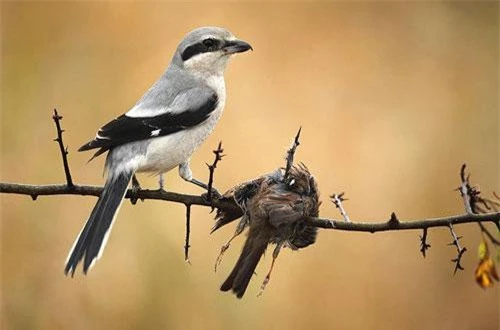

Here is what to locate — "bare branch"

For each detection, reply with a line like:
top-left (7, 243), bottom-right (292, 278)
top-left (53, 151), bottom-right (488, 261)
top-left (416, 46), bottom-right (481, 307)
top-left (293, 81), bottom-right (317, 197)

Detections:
top-left (458, 164), bottom-right (500, 244)
top-left (206, 141), bottom-right (224, 201)
top-left (457, 164), bottom-right (473, 214)
top-left (184, 204), bottom-right (192, 264)
top-left (419, 228), bottom-right (431, 258)
top-left (447, 223), bottom-right (467, 274)
top-left (3, 182), bottom-right (498, 233)
top-left (307, 212), bottom-right (499, 232)
top-left (330, 193), bottom-right (351, 222)
top-left (52, 109), bottom-right (74, 187)
top-left (2, 112), bottom-right (499, 253)
top-left (283, 127), bottom-right (301, 180)
top-left (0, 182), bottom-right (239, 211)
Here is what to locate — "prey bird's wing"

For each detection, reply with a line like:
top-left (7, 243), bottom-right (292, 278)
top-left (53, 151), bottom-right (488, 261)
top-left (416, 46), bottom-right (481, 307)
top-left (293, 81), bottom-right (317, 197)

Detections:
top-left (79, 87), bottom-right (218, 159)
top-left (259, 191), bottom-right (306, 228)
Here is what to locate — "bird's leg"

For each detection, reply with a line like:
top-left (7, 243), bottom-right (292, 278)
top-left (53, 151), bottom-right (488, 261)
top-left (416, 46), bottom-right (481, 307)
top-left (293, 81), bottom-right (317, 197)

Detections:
top-left (258, 242), bottom-right (283, 297)
top-left (214, 218), bottom-right (247, 272)
top-left (158, 173), bottom-right (165, 190)
top-left (214, 226), bottom-right (243, 272)
top-left (130, 174), bottom-right (141, 205)
top-left (179, 161), bottom-right (220, 198)
top-left (214, 233), bottom-right (238, 272)
top-left (132, 174), bottom-right (141, 191)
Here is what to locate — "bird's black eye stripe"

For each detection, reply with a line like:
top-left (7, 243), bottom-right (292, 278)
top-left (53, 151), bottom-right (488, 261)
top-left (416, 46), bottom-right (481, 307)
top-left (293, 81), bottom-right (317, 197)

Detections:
top-left (181, 38), bottom-right (221, 61)
top-left (203, 38), bottom-right (215, 47)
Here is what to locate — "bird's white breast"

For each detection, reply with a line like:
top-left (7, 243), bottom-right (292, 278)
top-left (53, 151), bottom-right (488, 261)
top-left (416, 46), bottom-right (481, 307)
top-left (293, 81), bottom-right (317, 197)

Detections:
top-left (137, 75), bottom-right (226, 174)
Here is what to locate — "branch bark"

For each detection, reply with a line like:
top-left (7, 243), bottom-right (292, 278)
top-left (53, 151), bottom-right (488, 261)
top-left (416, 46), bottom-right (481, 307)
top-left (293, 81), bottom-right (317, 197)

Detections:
top-left (307, 212), bottom-right (499, 232)
top-left (0, 182), bottom-right (238, 210)
top-left (2, 181), bottom-right (498, 232)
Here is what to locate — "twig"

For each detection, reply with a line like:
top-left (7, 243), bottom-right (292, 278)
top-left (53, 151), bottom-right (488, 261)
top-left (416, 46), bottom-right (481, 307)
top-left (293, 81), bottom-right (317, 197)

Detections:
top-left (206, 141), bottom-right (224, 201)
top-left (52, 109), bottom-right (74, 187)
top-left (457, 164), bottom-right (473, 214)
top-left (0, 182), bottom-right (239, 211)
top-left (458, 164), bottom-right (500, 244)
top-left (330, 193), bottom-right (351, 222)
top-left (283, 127), bottom-right (301, 180)
top-left (184, 204), bottom-right (192, 264)
top-left (2, 182), bottom-right (498, 233)
top-left (447, 223), bottom-right (467, 274)
top-left (419, 228), bottom-right (431, 258)
top-left (307, 212), bottom-right (499, 232)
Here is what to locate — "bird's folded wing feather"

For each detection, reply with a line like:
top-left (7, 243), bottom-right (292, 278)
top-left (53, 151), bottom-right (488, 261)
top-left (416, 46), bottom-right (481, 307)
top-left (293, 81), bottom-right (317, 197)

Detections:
top-left (260, 192), bottom-right (306, 228)
top-left (78, 87), bottom-right (218, 156)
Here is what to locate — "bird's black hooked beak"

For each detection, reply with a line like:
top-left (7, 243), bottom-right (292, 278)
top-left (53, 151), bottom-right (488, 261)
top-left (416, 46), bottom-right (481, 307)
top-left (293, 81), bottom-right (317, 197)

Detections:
top-left (224, 39), bottom-right (253, 54)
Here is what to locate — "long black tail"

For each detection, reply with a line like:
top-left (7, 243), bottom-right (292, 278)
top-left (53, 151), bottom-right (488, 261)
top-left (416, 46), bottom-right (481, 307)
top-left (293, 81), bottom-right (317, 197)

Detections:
top-left (64, 172), bottom-right (132, 276)
top-left (220, 232), bottom-right (268, 298)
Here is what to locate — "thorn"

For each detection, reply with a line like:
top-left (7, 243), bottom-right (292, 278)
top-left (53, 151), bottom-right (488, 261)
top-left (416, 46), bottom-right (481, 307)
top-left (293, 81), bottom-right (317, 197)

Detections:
top-left (389, 212), bottom-right (399, 224)
top-left (31, 195), bottom-right (38, 201)
top-left (419, 228), bottom-right (431, 258)
top-left (283, 127), bottom-right (302, 180)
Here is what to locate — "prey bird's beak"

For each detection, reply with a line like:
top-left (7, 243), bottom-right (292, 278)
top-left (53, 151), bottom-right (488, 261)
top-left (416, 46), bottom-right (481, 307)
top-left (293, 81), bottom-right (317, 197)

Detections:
top-left (224, 39), bottom-right (253, 54)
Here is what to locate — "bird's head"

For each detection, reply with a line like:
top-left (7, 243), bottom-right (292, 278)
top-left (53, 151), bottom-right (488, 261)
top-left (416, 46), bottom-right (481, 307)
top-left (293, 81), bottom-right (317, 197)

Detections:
top-left (174, 26), bottom-right (252, 76)
top-left (284, 164), bottom-right (319, 200)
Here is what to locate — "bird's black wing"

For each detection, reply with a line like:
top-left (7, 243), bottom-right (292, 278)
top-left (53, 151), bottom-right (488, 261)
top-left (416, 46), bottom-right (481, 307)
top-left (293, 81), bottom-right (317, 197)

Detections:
top-left (79, 90), bottom-right (218, 159)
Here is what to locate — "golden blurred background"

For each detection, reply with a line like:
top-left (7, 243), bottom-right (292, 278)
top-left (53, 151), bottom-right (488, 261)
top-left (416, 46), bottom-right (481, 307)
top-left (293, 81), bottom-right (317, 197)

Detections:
top-left (1, 1), bottom-right (498, 329)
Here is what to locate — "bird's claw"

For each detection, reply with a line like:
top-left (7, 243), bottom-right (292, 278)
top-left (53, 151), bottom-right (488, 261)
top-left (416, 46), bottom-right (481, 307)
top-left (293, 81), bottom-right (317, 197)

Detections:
top-left (214, 242), bottom-right (230, 272)
top-left (130, 175), bottom-right (142, 205)
top-left (257, 275), bottom-right (271, 297)
top-left (202, 188), bottom-right (221, 202)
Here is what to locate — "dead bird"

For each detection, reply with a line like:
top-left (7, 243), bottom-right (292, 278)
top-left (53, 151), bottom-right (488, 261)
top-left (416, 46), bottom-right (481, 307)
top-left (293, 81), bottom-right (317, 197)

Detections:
top-left (213, 164), bottom-right (321, 298)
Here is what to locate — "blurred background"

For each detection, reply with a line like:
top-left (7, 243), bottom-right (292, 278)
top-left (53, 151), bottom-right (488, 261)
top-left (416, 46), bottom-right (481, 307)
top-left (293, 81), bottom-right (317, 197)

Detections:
top-left (1, 1), bottom-right (498, 329)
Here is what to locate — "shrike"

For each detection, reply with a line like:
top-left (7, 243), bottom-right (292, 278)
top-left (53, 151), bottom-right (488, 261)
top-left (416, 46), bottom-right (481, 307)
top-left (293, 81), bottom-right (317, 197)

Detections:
top-left (65, 26), bottom-right (252, 276)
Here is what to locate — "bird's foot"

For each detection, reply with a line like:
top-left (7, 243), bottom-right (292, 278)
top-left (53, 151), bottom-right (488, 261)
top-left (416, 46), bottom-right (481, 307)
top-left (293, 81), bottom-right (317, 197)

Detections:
top-left (257, 274), bottom-right (271, 297)
top-left (201, 188), bottom-right (221, 202)
top-left (130, 174), bottom-right (142, 205)
top-left (257, 243), bottom-right (282, 297)
top-left (188, 177), bottom-right (221, 200)
top-left (214, 242), bottom-right (231, 272)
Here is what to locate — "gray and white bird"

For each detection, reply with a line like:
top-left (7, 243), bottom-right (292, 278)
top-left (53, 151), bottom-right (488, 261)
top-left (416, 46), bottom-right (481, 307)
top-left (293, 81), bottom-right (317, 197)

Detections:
top-left (65, 26), bottom-right (252, 276)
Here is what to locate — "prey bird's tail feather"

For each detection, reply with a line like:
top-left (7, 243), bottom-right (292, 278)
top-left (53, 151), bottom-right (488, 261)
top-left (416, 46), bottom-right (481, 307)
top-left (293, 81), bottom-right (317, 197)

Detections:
top-left (64, 172), bottom-right (132, 276)
top-left (220, 231), bottom-right (269, 298)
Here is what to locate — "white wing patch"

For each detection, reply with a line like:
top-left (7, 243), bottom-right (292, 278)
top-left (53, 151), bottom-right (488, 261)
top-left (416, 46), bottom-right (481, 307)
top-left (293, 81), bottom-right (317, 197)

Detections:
top-left (151, 129), bottom-right (161, 137)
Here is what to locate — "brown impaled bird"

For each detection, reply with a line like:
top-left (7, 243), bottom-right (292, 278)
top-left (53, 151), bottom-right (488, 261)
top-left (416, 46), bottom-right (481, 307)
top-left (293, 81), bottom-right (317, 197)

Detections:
top-left (213, 164), bottom-right (321, 298)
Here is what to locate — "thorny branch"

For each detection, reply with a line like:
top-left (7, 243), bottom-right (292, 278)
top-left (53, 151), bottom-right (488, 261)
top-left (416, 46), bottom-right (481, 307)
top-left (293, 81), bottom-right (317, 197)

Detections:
top-left (283, 127), bottom-right (301, 180)
top-left (0, 182), bottom-right (239, 209)
top-left (206, 142), bottom-right (224, 201)
top-left (52, 109), bottom-right (74, 187)
top-left (447, 223), bottom-right (467, 274)
top-left (307, 213), bottom-right (499, 232)
top-left (330, 193), bottom-right (351, 223)
top-left (184, 205), bottom-right (192, 264)
top-left (458, 164), bottom-right (499, 245)
top-left (419, 228), bottom-right (431, 258)
top-left (1, 111), bottom-right (500, 281)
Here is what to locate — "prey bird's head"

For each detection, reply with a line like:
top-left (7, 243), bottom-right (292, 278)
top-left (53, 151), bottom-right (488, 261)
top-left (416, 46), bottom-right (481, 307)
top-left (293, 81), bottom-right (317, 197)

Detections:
top-left (174, 26), bottom-right (252, 75)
